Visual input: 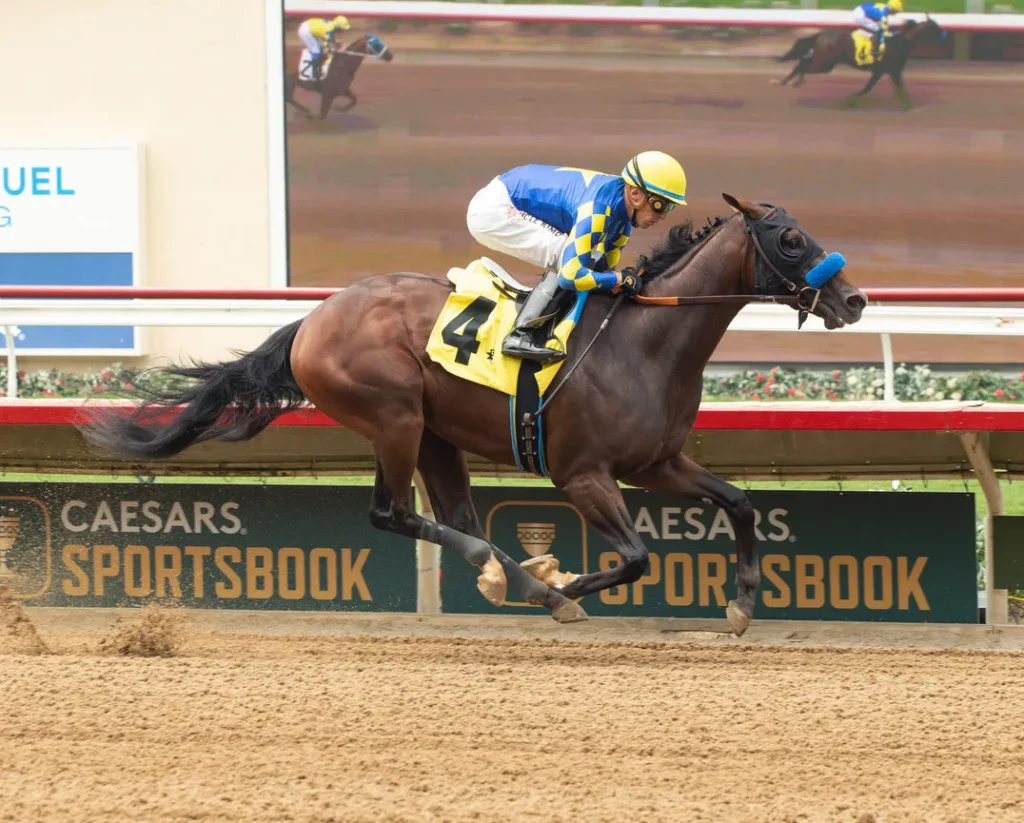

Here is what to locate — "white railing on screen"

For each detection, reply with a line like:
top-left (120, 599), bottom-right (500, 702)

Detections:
top-left (283, 1), bottom-right (1024, 32)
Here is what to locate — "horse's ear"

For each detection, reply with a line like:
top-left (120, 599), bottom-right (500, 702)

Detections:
top-left (722, 193), bottom-right (758, 218)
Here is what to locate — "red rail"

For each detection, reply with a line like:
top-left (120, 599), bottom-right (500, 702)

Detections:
top-left (3, 399), bottom-right (1023, 432)
top-left (3, 286), bottom-right (1024, 303)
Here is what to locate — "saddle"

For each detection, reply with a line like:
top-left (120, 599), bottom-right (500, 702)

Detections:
top-left (479, 257), bottom-right (576, 335)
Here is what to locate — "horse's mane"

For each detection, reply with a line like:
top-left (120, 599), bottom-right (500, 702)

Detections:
top-left (640, 215), bottom-right (731, 283)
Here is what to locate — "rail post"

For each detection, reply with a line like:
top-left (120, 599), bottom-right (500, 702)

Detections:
top-left (413, 471), bottom-right (441, 614)
top-left (959, 431), bottom-right (1008, 624)
top-left (3, 327), bottom-right (17, 399)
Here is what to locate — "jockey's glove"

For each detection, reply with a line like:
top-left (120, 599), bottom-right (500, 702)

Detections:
top-left (615, 268), bottom-right (644, 297)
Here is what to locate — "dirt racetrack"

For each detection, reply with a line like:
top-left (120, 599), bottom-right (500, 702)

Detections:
top-left (285, 48), bottom-right (1024, 365)
top-left (3, 607), bottom-right (1024, 823)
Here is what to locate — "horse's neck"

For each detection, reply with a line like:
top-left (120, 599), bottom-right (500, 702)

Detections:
top-left (339, 45), bottom-right (367, 63)
top-left (639, 221), bottom-right (750, 387)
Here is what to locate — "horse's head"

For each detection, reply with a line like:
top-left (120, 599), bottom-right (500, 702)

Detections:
top-left (723, 194), bottom-right (866, 330)
top-left (899, 14), bottom-right (948, 44)
top-left (353, 33), bottom-right (394, 62)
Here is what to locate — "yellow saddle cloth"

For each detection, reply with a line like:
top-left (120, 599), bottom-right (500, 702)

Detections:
top-left (425, 259), bottom-right (587, 398)
top-left (852, 29), bottom-right (886, 66)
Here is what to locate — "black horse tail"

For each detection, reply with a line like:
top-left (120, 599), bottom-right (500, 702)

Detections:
top-left (80, 320), bottom-right (305, 460)
top-left (776, 34), bottom-right (818, 61)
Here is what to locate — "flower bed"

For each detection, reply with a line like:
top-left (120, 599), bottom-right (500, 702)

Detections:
top-left (3, 362), bottom-right (1024, 402)
top-left (708, 364), bottom-right (1024, 403)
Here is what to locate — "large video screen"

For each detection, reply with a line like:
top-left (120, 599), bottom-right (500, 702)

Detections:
top-left (280, 5), bottom-right (1022, 365)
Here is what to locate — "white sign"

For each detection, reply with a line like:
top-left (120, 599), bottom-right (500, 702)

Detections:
top-left (0, 144), bottom-right (144, 356)
top-left (0, 145), bottom-right (143, 253)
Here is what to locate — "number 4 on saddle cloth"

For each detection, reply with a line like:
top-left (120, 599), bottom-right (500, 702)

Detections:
top-left (425, 258), bottom-right (588, 477)
top-left (852, 28), bottom-right (887, 66)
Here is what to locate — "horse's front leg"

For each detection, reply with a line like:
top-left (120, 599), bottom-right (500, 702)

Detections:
top-left (334, 91), bottom-right (357, 113)
top-left (890, 69), bottom-right (913, 110)
top-left (524, 470), bottom-right (651, 607)
top-left (625, 454), bottom-right (759, 637)
top-left (843, 68), bottom-right (885, 107)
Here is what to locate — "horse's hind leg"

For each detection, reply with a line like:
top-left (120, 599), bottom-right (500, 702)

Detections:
top-left (416, 429), bottom-right (587, 622)
top-left (626, 454), bottom-right (759, 637)
top-left (773, 55), bottom-right (811, 87)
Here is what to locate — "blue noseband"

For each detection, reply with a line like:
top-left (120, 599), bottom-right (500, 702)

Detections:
top-left (806, 252), bottom-right (846, 289)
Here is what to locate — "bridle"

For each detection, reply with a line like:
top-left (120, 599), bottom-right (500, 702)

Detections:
top-left (632, 204), bottom-right (846, 327)
top-left (344, 33), bottom-right (389, 59)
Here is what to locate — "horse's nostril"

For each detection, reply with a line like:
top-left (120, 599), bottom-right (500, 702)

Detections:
top-left (847, 293), bottom-right (867, 312)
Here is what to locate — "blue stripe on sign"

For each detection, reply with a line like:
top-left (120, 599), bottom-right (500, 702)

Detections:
top-left (0, 252), bottom-right (135, 350)
top-left (0, 252), bottom-right (133, 285)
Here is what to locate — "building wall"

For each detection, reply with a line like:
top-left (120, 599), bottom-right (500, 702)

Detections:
top-left (1, 0), bottom-right (280, 372)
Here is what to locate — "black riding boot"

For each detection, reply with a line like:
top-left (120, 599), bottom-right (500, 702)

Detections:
top-left (311, 55), bottom-right (324, 88)
top-left (871, 30), bottom-right (883, 61)
top-left (501, 271), bottom-right (566, 365)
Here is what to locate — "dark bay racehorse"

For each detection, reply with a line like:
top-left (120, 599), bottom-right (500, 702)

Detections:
top-left (81, 196), bottom-right (866, 635)
top-left (285, 33), bottom-right (394, 120)
top-left (774, 16), bottom-right (947, 110)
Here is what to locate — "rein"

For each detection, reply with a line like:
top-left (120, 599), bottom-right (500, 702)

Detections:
top-left (633, 293), bottom-right (800, 306)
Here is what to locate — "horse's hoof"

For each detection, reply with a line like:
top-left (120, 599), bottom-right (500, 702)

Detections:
top-left (521, 554), bottom-right (579, 590)
top-left (552, 599), bottom-right (589, 624)
top-left (521, 554), bottom-right (556, 579)
top-left (726, 601), bottom-right (752, 637)
top-left (476, 554), bottom-right (507, 607)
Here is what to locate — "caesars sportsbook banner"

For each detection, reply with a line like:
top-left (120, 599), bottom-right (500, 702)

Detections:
top-left (0, 483), bottom-right (415, 611)
top-left (442, 488), bottom-right (978, 623)
top-left (0, 145), bottom-right (142, 354)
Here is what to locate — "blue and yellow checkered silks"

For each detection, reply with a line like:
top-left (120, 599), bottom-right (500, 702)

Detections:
top-left (426, 259), bottom-right (587, 397)
top-left (495, 165), bottom-right (634, 292)
top-left (558, 202), bottom-right (631, 291)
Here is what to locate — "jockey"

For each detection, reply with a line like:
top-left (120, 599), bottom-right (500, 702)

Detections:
top-left (466, 151), bottom-right (687, 364)
top-left (297, 15), bottom-right (352, 84)
top-left (853, 0), bottom-right (903, 60)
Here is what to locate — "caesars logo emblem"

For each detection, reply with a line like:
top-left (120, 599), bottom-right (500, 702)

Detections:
top-left (0, 510), bottom-right (20, 579)
top-left (0, 497), bottom-right (52, 599)
top-left (516, 522), bottom-right (556, 557)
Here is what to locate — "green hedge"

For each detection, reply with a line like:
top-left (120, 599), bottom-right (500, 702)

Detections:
top-left (3, 362), bottom-right (1024, 402)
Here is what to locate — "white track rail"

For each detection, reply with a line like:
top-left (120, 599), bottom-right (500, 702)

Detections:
top-left (284, 1), bottom-right (1024, 32)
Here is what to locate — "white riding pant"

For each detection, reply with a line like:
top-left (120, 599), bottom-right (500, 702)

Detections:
top-left (466, 177), bottom-right (572, 273)
top-left (852, 9), bottom-right (881, 32)
top-left (297, 21), bottom-right (323, 54)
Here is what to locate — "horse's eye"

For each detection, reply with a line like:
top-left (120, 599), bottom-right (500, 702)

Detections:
top-left (784, 233), bottom-right (806, 250)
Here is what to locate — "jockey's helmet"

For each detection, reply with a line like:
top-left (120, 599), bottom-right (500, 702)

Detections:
top-left (621, 151), bottom-right (687, 212)
top-left (332, 14), bottom-right (352, 30)
top-left (887, 0), bottom-right (903, 11)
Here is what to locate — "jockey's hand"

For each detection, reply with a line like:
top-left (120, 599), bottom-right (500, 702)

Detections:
top-left (614, 268), bottom-right (644, 297)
